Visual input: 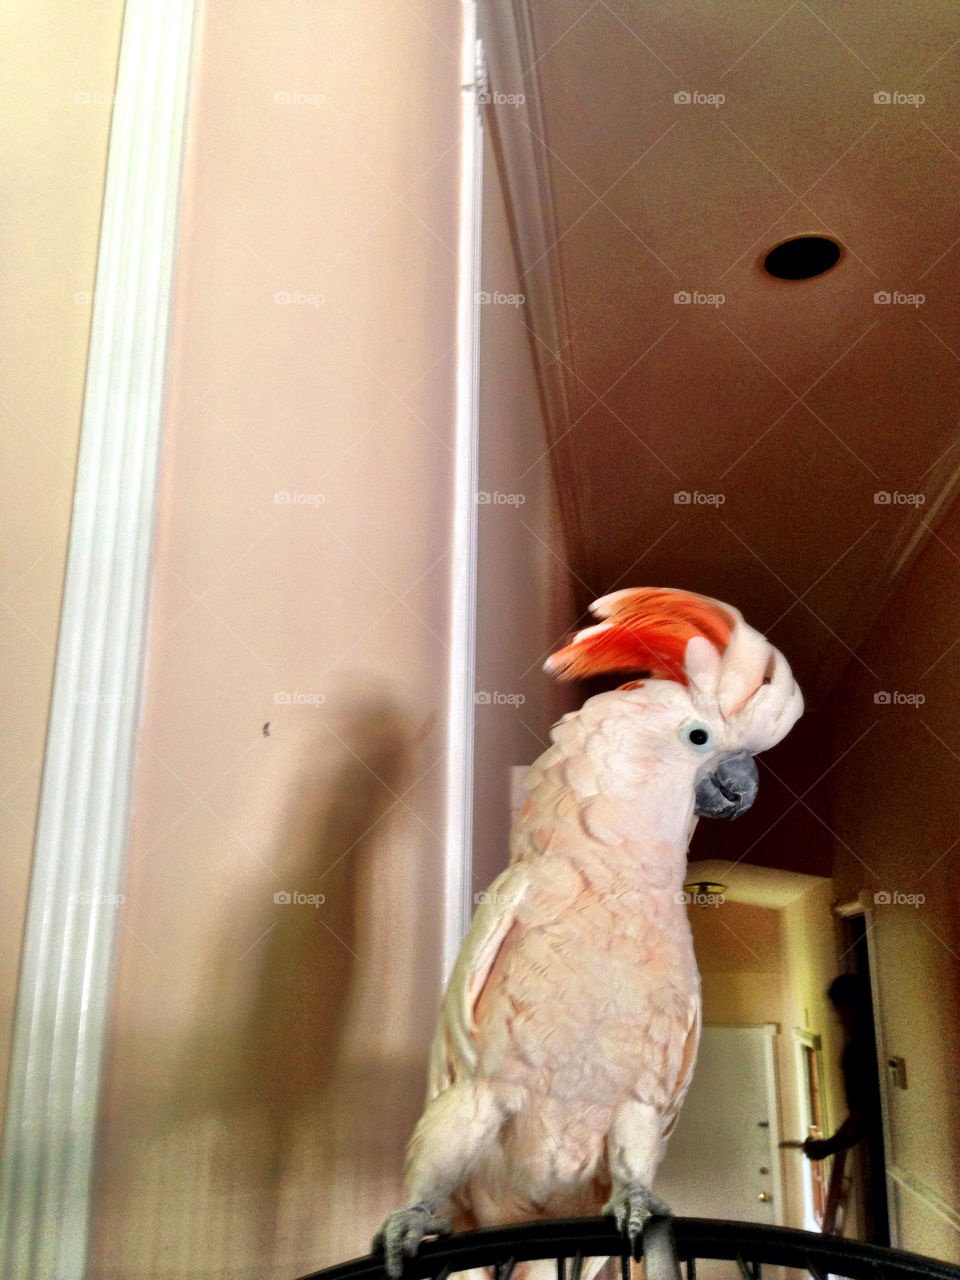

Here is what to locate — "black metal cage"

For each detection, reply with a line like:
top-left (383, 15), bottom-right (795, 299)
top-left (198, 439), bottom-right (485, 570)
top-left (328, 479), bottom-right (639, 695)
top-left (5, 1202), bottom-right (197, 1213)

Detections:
top-left (299, 1216), bottom-right (960, 1280)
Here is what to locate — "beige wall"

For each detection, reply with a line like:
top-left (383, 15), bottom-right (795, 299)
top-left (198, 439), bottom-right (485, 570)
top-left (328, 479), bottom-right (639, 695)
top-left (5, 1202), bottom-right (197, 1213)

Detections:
top-left (824, 498), bottom-right (960, 1260)
top-left (0, 0), bottom-right (125, 1126)
top-left (693, 898), bottom-right (785, 1026)
top-left (86, 5), bottom-right (559, 1278)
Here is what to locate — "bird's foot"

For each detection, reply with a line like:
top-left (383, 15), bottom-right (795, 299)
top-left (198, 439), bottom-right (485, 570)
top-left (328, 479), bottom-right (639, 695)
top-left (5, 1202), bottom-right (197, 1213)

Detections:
top-left (372, 1203), bottom-right (451, 1279)
top-left (603, 1181), bottom-right (671, 1251)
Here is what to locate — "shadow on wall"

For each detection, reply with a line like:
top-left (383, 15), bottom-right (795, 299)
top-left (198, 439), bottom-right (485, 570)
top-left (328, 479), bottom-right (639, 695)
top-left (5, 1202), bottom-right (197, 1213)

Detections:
top-left (162, 693), bottom-right (427, 1267)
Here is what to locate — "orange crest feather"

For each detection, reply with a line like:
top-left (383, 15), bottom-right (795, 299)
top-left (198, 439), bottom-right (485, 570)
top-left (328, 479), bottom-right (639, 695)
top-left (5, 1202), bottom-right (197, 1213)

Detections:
top-left (545, 588), bottom-right (733, 684)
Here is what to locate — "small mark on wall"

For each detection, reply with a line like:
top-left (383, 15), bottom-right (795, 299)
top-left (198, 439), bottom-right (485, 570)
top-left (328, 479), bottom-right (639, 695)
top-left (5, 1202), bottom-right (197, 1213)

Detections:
top-left (262, 722), bottom-right (270, 737)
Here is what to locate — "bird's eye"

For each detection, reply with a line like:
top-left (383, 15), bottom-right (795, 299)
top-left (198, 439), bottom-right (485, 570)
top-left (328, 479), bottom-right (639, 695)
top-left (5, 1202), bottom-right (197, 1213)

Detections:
top-left (681, 722), bottom-right (713, 752)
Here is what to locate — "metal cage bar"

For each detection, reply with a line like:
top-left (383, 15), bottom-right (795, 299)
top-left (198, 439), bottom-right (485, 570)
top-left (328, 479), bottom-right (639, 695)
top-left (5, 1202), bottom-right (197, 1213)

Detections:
top-left (299, 1216), bottom-right (960, 1280)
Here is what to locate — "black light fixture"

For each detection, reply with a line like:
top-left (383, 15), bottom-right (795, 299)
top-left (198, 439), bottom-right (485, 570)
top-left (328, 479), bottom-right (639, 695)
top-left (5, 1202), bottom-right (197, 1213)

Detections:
top-left (763, 234), bottom-right (842, 281)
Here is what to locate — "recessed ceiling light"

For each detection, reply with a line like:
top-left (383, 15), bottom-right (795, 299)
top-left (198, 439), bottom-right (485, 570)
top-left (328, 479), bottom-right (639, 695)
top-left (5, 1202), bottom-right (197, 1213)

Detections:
top-left (683, 881), bottom-right (728, 900)
top-left (763, 234), bottom-right (842, 281)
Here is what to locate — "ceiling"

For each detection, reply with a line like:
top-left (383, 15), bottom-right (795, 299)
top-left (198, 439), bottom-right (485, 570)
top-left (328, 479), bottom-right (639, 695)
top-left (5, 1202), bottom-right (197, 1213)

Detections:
top-left (480, 0), bottom-right (960, 710)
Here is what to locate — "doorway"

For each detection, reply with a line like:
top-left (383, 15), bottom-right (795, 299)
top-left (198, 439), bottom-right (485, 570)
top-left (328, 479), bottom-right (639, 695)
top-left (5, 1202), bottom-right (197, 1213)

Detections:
top-left (655, 1024), bottom-right (784, 1278)
top-left (835, 910), bottom-right (891, 1246)
top-left (656, 1027), bottom-right (782, 1199)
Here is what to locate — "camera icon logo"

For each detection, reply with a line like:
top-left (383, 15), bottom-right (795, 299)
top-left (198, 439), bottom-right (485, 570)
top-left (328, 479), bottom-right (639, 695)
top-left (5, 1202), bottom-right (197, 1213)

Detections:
top-left (274, 890), bottom-right (292, 904)
top-left (873, 491), bottom-right (891, 505)
top-left (874, 91), bottom-right (891, 105)
top-left (673, 491), bottom-right (692, 505)
top-left (874, 691), bottom-right (891, 704)
top-left (674, 290), bottom-right (692, 304)
top-left (874, 291), bottom-right (891, 304)
top-left (874, 890), bottom-right (891, 904)
top-left (674, 91), bottom-right (692, 104)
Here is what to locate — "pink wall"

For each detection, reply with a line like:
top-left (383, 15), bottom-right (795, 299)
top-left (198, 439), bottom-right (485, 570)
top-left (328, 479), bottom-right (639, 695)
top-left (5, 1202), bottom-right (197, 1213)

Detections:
top-left (90, 4), bottom-right (463, 1275)
top-left (88, 5), bottom-right (566, 1277)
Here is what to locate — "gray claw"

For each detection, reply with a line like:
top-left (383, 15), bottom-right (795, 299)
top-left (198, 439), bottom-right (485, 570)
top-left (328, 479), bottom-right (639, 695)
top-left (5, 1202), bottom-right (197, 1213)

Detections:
top-left (603, 1182), bottom-right (671, 1248)
top-left (372, 1204), bottom-right (450, 1278)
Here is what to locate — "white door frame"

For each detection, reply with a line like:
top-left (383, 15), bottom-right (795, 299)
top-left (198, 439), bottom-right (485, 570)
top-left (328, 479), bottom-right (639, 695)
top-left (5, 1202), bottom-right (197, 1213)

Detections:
top-left (0, 3), bottom-right (198, 1275)
top-left (758, 1022), bottom-right (786, 1228)
top-left (790, 1027), bottom-right (826, 1232)
top-left (444, 0), bottom-right (484, 981)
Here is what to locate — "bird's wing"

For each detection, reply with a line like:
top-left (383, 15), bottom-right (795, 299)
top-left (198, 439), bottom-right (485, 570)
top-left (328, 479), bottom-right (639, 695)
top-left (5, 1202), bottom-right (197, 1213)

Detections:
top-left (661, 997), bottom-right (702, 1139)
top-left (425, 860), bottom-right (531, 1101)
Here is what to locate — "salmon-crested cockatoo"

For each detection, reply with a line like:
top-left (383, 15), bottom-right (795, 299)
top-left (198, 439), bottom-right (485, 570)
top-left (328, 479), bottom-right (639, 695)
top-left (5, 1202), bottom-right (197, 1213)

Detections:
top-left (374, 587), bottom-right (802, 1278)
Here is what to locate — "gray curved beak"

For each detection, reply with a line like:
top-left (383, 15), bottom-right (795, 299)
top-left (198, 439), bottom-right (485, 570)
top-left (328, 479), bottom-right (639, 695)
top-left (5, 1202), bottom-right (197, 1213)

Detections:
top-left (695, 750), bottom-right (759, 820)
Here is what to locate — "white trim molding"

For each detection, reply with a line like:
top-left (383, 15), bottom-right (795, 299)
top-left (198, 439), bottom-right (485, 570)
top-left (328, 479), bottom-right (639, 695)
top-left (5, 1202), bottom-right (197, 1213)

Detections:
top-left (443, 2), bottom-right (485, 982)
top-left (0, 2), bottom-right (197, 1275)
top-left (759, 1022), bottom-right (786, 1230)
top-left (887, 1165), bottom-right (960, 1236)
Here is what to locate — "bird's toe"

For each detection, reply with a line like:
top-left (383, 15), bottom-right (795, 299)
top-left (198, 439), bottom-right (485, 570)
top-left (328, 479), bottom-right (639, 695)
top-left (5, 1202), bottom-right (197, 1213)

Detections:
top-left (372, 1205), bottom-right (450, 1278)
top-left (604, 1182), bottom-right (671, 1248)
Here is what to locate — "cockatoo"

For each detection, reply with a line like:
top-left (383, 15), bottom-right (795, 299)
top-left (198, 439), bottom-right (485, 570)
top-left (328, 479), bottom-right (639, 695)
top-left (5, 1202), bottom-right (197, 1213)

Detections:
top-left (374, 587), bottom-right (802, 1278)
